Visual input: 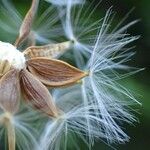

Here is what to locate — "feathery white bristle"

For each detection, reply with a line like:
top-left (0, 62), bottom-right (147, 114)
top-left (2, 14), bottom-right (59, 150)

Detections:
top-left (38, 5), bottom-right (140, 150)
top-left (39, 84), bottom-right (135, 150)
top-left (0, 0), bottom-right (62, 45)
top-left (0, 106), bottom-right (40, 150)
top-left (39, 86), bottom-right (110, 150)
top-left (81, 8), bottom-right (140, 143)
top-left (33, 4), bottom-right (63, 44)
top-left (60, 0), bottom-right (102, 68)
top-left (45, 0), bottom-right (84, 6)
top-left (0, 41), bottom-right (25, 69)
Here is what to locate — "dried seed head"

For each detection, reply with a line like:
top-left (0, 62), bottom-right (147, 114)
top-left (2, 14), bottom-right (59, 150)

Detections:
top-left (0, 41), bottom-right (25, 71)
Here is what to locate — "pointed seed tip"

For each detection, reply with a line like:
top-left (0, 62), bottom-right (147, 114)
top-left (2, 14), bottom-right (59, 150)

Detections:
top-left (84, 71), bottom-right (90, 76)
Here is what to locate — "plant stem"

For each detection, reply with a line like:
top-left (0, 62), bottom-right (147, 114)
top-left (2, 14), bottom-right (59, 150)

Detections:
top-left (6, 121), bottom-right (16, 150)
top-left (0, 112), bottom-right (16, 150)
top-left (0, 113), bottom-right (16, 150)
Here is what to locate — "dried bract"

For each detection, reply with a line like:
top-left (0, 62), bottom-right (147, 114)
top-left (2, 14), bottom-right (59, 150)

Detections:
top-left (27, 58), bottom-right (87, 87)
top-left (20, 69), bottom-right (58, 117)
top-left (24, 41), bottom-right (72, 59)
top-left (0, 60), bottom-right (12, 76)
top-left (0, 69), bottom-right (20, 114)
top-left (15, 0), bottom-right (39, 47)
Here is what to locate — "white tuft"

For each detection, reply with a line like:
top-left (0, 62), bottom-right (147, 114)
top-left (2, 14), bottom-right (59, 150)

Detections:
top-left (0, 106), bottom-right (40, 150)
top-left (0, 0), bottom-right (62, 45)
top-left (81, 8), bottom-right (140, 143)
top-left (45, 0), bottom-right (84, 6)
top-left (33, 4), bottom-right (63, 44)
top-left (38, 5), bottom-right (140, 150)
top-left (60, 0), bottom-right (102, 68)
top-left (13, 106), bottom-right (44, 150)
top-left (39, 86), bottom-right (111, 150)
top-left (0, 41), bottom-right (25, 69)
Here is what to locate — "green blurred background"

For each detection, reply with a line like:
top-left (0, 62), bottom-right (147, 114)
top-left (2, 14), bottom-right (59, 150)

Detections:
top-left (0, 0), bottom-right (149, 149)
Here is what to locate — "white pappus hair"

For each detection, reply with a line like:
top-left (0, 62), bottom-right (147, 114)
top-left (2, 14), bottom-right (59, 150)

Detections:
top-left (39, 85), bottom-right (117, 150)
top-left (38, 5), bottom-right (142, 150)
top-left (45, 0), bottom-right (84, 6)
top-left (0, 0), bottom-right (62, 45)
top-left (0, 106), bottom-right (41, 150)
top-left (81, 7), bottom-right (141, 143)
top-left (58, 0), bottom-right (102, 68)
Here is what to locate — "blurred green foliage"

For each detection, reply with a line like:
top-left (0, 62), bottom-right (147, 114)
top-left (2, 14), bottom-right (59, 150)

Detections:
top-left (0, 0), bottom-right (149, 149)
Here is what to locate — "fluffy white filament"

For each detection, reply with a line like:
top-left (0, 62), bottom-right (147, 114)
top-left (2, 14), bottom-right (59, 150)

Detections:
top-left (59, 0), bottom-right (103, 68)
top-left (45, 0), bottom-right (84, 6)
top-left (0, 0), bottom-right (62, 44)
top-left (0, 107), bottom-right (39, 150)
top-left (39, 86), bottom-right (112, 150)
top-left (81, 8), bottom-right (140, 143)
top-left (0, 41), bottom-right (25, 69)
top-left (38, 6), bottom-right (141, 149)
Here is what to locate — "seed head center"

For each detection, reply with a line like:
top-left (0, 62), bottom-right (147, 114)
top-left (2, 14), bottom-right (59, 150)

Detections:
top-left (0, 41), bottom-right (25, 70)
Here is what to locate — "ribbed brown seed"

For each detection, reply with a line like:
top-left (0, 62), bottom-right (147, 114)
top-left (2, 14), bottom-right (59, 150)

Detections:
top-left (27, 58), bottom-right (88, 87)
top-left (0, 69), bottom-right (20, 114)
top-left (20, 69), bottom-right (59, 117)
top-left (23, 41), bottom-right (72, 59)
top-left (0, 60), bottom-right (12, 77)
top-left (15, 0), bottom-right (39, 47)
